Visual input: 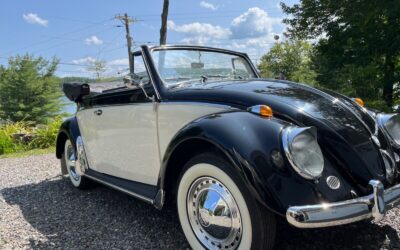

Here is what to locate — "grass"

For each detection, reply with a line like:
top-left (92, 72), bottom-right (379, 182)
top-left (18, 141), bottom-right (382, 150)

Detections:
top-left (0, 147), bottom-right (55, 159)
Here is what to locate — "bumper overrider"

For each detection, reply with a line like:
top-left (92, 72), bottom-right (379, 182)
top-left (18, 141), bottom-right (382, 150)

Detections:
top-left (286, 180), bottom-right (400, 228)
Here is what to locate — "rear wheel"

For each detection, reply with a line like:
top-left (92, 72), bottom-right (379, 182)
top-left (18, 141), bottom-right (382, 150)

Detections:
top-left (176, 153), bottom-right (276, 250)
top-left (61, 139), bottom-right (90, 189)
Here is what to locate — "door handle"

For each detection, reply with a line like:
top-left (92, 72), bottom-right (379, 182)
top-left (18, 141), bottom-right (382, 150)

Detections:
top-left (94, 109), bottom-right (103, 116)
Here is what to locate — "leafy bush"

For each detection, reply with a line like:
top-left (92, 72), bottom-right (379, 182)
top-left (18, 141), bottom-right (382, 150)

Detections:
top-left (0, 129), bottom-right (20, 154)
top-left (0, 122), bottom-right (29, 154)
top-left (0, 118), bottom-right (62, 155)
top-left (29, 118), bottom-right (62, 149)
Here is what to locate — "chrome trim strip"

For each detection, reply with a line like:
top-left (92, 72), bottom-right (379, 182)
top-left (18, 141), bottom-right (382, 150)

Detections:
top-left (79, 101), bottom-right (234, 111)
top-left (78, 102), bottom-right (154, 111)
top-left (84, 174), bottom-right (155, 205)
top-left (286, 180), bottom-right (400, 228)
top-left (160, 101), bottom-right (234, 110)
top-left (149, 44), bottom-right (250, 59)
top-left (147, 45), bottom-right (260, 88)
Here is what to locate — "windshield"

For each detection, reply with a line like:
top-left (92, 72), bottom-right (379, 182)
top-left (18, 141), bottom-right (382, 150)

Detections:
top-left (151, 49), bottom-right (257, 88)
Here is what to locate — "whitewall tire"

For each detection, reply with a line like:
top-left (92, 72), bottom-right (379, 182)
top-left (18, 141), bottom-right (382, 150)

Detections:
top-left (61, 139), bottom-right (90, 189)
top-left (177, 153), bottom-right (276, 250)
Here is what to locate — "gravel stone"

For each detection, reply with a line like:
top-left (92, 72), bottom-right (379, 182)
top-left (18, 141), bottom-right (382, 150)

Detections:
top-left (1, 154), bottom-right (400, 249)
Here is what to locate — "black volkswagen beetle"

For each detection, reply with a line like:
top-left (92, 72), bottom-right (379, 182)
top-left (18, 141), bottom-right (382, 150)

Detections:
top-left (57, 45), bottom-right (400, 249)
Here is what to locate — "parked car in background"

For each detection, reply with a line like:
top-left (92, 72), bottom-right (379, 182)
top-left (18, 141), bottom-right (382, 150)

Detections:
top-left (57, 45), bottom-right (400, 250)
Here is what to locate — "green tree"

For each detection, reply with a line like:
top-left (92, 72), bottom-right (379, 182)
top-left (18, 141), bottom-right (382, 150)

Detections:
top-left (0, 55), bottom-right (62, 123)
top-left (281, 0), bottom-right (400, 108)
top-left (86, 59), bottom-right (107, 80)
top-left (258, 40), bottom-right (317, 84)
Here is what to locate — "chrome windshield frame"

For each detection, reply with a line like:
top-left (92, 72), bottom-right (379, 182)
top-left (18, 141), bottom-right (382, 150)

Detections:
top-left (145, 45), bottom-right (260, 89)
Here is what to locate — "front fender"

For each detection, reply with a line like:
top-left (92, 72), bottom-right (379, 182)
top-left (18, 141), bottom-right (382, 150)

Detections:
top-left (159, 110), bottom-right (291, 214)
top-left (160, 110), bottom-right (358, 216)
top-left (55, 117), bottom-right (81, 159)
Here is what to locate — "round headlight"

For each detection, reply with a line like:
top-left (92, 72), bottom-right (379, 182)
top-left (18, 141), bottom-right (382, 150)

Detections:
top-left (377, 113), bottom-right (400, 147)
top-left (282, 126), bottom-right (324, 179)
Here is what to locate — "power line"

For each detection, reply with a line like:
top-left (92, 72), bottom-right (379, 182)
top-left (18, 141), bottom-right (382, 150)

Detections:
top-left (134, 9), bottom-right (283, 18)
top-left (0, 56), bottom-right (93, 67)
top-left (41, 35), bottom-right (121, 46)
top-left (29, 26), bottom-right (116, 54)
top-left (40, 9), bottom-right (283, 24)
top-left (139, 14), bottom-right (283, 22)
top-left (99, 45), bottom-right (128, 54)
top-left (96, 30), bottom-right (125, 61)
top-left (3, 18), bottom-right (114, 56)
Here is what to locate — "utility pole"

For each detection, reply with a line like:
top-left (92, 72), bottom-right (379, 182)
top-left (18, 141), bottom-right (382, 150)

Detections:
top-left (115, 13), bottom-right (136, 74)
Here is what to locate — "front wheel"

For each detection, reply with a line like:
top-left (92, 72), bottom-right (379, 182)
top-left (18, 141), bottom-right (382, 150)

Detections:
top-left (177, 153), bottom-right (276, 250)
top-left (61, 139), bottom-right (90, 189)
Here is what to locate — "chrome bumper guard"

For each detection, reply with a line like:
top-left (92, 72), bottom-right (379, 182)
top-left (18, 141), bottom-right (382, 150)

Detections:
top-left (286, 180), bottom-right (400, 228)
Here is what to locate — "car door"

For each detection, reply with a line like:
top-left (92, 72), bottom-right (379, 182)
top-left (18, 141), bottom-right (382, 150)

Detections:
top-left (76, 54), bottom-right (160, 186)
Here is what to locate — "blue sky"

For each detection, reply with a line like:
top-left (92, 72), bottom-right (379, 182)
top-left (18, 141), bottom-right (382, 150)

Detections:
top-left (0, 0), bottom-right (297, 78)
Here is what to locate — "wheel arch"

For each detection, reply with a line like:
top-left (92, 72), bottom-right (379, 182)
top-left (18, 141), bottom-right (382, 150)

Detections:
top-left (56, 131), bottom-right (68, 159)
top-left (161, 137), bottom-right (233, 204)
top-left (55, 117), bottom-right (81, 159)
top-left (158, 111), bottom-right (289, 215)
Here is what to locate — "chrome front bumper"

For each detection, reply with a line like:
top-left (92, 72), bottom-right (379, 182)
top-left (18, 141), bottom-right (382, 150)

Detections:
top-left (286, 180), bottom-right (400, 228)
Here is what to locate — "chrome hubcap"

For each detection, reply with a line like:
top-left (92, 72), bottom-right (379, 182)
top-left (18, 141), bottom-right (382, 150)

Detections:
top-left (187, 177), bottom-right (242, 250)
top-left (66, 143), bottom-right (80, 181)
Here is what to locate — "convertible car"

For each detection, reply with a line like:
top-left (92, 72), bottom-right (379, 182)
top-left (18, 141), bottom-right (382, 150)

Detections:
top-left (57, 45), bottom-right (400, 249)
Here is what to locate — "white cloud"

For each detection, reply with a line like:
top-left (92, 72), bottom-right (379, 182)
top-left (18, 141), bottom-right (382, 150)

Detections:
top-left (167, 7), bottom-right (282, 46)
top-left (85, 36), bottom-right (103, 45)
top-left (155, 7), bottom-right (286, 64)
top-left (230, 7), bottom-right (281, 39)
top-left (168, 20), bottom-right (231, 44)
top-left (71, 57), bottom-right (97, 65)
top-left (22, 13), bottom-right (48, 27)
top-left (200, 1), bottom-right (218, 11)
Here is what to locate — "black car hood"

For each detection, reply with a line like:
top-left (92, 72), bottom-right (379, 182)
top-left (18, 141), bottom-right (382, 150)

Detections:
top-left (167, 79), bottom-right (387, 188)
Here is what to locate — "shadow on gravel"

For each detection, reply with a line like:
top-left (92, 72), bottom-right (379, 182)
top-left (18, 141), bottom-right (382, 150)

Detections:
top-left (2, 177), bottom-right (400, 249)
top-left (1, 177), bottom-right (189, 249)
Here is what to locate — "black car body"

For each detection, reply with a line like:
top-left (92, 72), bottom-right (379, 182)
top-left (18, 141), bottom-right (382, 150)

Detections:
top-left (57, 45), bottom-right (400, 249)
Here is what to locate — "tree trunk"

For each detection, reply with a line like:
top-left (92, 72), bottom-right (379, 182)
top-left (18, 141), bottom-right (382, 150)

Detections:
top-left (382, 55), bottom-right (395, 108)
top-left (159, 0), bottom-right (169, 45)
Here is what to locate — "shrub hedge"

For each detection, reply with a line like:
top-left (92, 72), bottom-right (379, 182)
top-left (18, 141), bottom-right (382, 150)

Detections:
top-left (0, 118), bottom-right (62, 155)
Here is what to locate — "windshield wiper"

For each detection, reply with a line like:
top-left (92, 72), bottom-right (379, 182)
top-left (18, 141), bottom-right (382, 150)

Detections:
top-left (169, 74), bottom-right (243, 89)
top-left (169, 78), bottom-right (201, 89)
top-left (164, 77), bottom-right (191, 81)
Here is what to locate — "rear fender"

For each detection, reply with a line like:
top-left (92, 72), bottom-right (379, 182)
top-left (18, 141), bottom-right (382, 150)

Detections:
top-left (55, 117), bottom-right (82, 159)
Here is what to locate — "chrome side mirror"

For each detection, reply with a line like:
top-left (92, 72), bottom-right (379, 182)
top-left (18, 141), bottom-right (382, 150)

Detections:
top-left (123, 74), bottom-right (141, 89)
top-left (123, 74), bottom-right (155, 101)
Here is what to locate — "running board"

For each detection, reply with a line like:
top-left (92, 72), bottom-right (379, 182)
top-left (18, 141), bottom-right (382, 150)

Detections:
top-left (84, 169), bottom-right (164, 208)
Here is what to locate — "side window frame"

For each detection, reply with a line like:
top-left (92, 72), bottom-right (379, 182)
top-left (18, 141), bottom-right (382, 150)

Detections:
top-left (133, 50), bottom-right (160, 101)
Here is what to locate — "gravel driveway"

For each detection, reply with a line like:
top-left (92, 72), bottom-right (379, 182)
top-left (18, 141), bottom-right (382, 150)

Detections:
top-left (1, 154), bottom-right (400, 249)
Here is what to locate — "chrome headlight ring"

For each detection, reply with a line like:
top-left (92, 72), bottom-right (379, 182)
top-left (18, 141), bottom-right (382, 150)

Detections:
top-left (376, 113), bottom-right (400, 148)
top-left (282, 126), bottom-right (325, 180)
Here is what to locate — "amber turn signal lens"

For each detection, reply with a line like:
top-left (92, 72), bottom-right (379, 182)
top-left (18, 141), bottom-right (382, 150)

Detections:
top-left (354, 98), bottom-right (365, 107)
top-left (260, 105), bottom-right (273, 117)
top-left (248, 104), bottom-right (274, 117)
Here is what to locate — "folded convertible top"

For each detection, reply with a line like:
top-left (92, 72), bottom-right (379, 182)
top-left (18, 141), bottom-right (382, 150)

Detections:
top-left (62, 83), bottom-right (90, 102)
